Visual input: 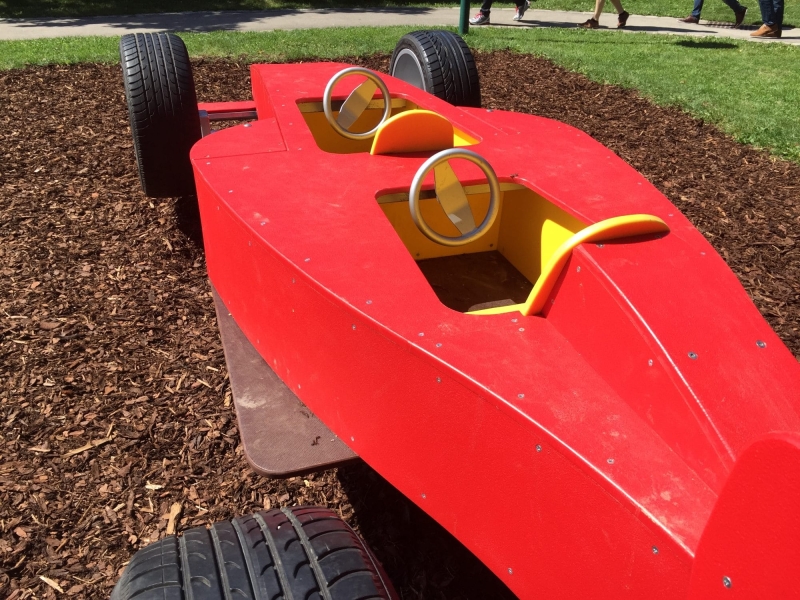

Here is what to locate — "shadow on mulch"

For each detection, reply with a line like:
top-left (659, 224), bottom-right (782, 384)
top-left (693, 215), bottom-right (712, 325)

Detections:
top-left (0, 51), bottom-right (798, 599)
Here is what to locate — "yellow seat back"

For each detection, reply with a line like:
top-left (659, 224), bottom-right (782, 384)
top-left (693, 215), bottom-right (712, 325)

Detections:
top-left (370, 109), bottom-right (454, 155)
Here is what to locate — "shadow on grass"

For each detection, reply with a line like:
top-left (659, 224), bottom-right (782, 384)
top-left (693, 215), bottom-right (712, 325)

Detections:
top-left (675, 39), bottom-right (738, 48)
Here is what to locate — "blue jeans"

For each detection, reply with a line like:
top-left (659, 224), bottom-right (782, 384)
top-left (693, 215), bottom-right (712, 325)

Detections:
top-left (757, 0), bottom-right (783, 26)
top-left (691, 0), bottom-right (745, 18)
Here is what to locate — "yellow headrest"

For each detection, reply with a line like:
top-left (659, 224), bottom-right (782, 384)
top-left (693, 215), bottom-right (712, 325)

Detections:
top-left (370, 109), bottom-right (454, 155)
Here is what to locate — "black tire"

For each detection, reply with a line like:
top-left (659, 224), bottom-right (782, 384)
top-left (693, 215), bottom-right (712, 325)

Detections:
top-left (119, 32), bottom-right (201, 198)
top-left (111, 506), bottom-right (397, 600)
top-left (390, 31), bottom-right (481, 108)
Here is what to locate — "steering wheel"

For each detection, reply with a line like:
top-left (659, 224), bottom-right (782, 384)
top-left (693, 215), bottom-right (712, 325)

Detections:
top-left (323, 67), bottom-right (392, 140)
top-left (409, 148), bottom-right (501, 247)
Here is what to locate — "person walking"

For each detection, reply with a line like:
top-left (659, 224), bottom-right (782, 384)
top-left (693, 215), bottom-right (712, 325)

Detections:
top-left (578, 0), bottom-right (630, 28)
top-left (469, 0), bottom-right (531, 25)
top-left (678, 0), bottom-right (747, 27)
top-left (751, 0), bottom-right (783, 37)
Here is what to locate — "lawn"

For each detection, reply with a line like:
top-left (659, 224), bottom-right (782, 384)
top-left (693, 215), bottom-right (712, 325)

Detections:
top-left (2, 0), bottom-right (798, 26)
top-left (1, 26), bottom-right (798, 163)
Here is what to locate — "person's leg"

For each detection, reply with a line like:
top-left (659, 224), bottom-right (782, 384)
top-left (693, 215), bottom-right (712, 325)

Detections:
top-left (757, 0), bottom-right (774, 24)
top-left (479, 0), bottom-right (493, 15)
top-left (691, 0), bottom-right (705, 18)
top-left (773, 0), bottom-right (784, 28)
top-left (720, 0), bottom-right (746, 13)
top-left (592, 0), bottom-right (607, 20)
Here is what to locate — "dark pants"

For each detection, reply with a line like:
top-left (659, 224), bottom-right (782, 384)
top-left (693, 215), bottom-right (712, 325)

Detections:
top-left (691, 0), bottom-right (745, 18)
top-left (757, 0), bottom-right (783, 26)
top-left (480, 0), bottom-right (526, 14)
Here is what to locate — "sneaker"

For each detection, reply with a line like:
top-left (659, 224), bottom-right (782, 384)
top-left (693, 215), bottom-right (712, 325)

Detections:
top-left (469, 11), bottom-right (490, 25)
top-left (579, 18), bottom-right (599, 29)
top-left (734, 6), bottom-right (747, 27)
top-left (679, 15), bottom-right (700, 23)
top-left (617, 10), bottom-right (630, 27)
top-left (513, 0), bottom-right (531, 21)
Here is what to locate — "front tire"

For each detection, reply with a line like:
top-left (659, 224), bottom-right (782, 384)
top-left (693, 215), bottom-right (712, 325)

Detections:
top-left (119, 32), bottom-right (201, 198)
top-left (390, 31), bottom-right (481, 108)
top-left (111, 506), bottom-right (397, 600)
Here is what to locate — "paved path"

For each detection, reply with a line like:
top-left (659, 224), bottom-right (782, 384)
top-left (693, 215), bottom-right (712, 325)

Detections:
top-left (0, 7), bottom-right (796, 44)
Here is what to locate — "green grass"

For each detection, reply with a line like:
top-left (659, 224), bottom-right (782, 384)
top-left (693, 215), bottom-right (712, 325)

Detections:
top-left (2, 0), bottom-right (798, 26)
top-left (1, 26), bottom-right (798, 163)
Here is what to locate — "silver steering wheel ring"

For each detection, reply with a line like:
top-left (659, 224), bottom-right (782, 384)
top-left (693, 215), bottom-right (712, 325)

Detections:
top-left (409, 148), bottom-right (501, 247)
top-left (323, 67), bottom-right (392, 141)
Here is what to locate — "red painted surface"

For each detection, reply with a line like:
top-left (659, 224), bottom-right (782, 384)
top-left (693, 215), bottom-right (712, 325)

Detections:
top-left (190, 62), bottom-right (800, 598)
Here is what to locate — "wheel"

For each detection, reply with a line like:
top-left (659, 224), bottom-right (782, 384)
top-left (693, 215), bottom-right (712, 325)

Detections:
top-left (111, 506), bottom-right (397, 600)
top-left (409, 148), bottom-right (500, 247)
top-left (390, 30), bottom-right (481, 108)
top-left (119, 32), bottom-right (201, 198)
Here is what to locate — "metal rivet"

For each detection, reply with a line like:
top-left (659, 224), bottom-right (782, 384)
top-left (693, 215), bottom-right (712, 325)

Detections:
top-left (421, 493), bottom-right (426, 499)
top-left (352, 324), bottom-right (356, 330)
top-left (688, 352), bottom-right (698, 360)
top-left (366, 300), bottom-right (372, 305)
top-left (722, 576), bottom-right (732, 589)
top-left (577, 266), bottom-right (581, 272)
top-left (518, 393), bottom-right (525, 399)
top-left (607, 458), bottom-right (615, 464)
top-left (519, 328), bottom-right (525, 332)
top-left (435, 343), bottom-right (442, 348)
top-left (418, 332), bottom-right (424, 337)
top-left (535, 445), bottom-right (542, 452)
top-left (304, 258), bottom-right (310, 262)
top-left (508, 568), bottom-right (513, 574)
top-left (756, 340), bottom-right (766, 348)
top-left (511, 318), bottom-right (518, 323)
top-left (597, 243), bottom-right (604, 248)
top-left (260, 221), bottom-right (266, 226)
top-left (350, 436), bottom-right (355, 441)
top-left (206, 161), bottom-right (211, 165)
top-left (297, 384), bottom-right (301, 389)
top-left (652, 546), bottom-right (659, 554)
top-left (648, 359), bottom-right (654, 366)
top-left (668, 213), bottom-right (674, 217)
top-left (228, 189), bottom-right (233, 193)
top-left (436, 377), bottom-right (441, 383)
top-left (244, 123), bottom-right (251, 128)
top-left (291, 278), bottom-right (295, 283)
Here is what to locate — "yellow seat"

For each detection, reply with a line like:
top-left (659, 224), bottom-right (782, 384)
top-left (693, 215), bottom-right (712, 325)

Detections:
top-left (470, 214), bottom-right (670, 317)
top-left (370, 109), bottom-right (454, 155)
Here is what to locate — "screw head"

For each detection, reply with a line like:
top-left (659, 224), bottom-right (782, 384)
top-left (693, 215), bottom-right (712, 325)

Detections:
top-left (688, 352), bottom-right (698, 360)
top-left (652, 546), bottom-right (659, 555)
top-left (436, 377), bottom-right (441, 383)
top-left (577, 266), bottom-right (581, 272)
top-left (607, 458), bottom-right (615, 464)
top-left (722, 576), bottom-right (732, 588)
top-left (535, 445), bottom-right (542, 452)
top-left (508, 568), bottom-right (513, 574)
top-left (756, 340), bottom-right (766, 348)
top-left (435, 343), bottom-right (442, 348)
top-left (518, 393), bottom-right (525, 399)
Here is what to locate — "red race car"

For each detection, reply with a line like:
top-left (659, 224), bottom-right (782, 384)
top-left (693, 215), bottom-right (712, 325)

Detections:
top-left (113, 31), bottom-right (800, 600)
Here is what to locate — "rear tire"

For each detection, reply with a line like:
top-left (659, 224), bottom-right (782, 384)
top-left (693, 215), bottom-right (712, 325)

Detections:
top-left (111, 506), bottom-right (397, 600)
top-left (390, 31), bottom-right (481, 108)
top-left (119, 32), bottom-right (201, 198)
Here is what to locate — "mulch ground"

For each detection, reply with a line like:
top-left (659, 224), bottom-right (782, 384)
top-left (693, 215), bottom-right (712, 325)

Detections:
top-left (1, 50), bottom-right (798, 600)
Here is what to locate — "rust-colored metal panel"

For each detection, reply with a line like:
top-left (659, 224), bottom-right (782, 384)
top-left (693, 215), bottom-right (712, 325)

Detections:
top-left (212, 285), bottom-right (357, 477)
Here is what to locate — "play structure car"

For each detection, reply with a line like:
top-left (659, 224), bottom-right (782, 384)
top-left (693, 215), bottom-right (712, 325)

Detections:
top-left (113, 31), bottom-right (800, 600)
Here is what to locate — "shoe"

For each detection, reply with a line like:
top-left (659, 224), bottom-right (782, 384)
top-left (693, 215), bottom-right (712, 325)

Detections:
top-left (469, 11), bottom-right (490, 25)
top-left (679, 15), bottom-right (700, 23)
top-left (579, 18), bottom-right (599, 29)
top-left (513, 0), bottom-right (531, 21)
top-left (734, 6), bottom-right (747, 27)
top-left (750, 23), bottom-right (781, 37)
top-left (618, 10), bottom-right (630, 27)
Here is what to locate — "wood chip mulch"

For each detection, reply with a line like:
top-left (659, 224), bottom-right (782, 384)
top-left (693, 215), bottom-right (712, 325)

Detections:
top-left (1, 50), bottom-right (798, 600)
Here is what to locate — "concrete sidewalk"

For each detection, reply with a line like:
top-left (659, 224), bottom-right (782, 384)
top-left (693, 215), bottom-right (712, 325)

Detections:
top-left (0, 7), bottom-right (796, 44)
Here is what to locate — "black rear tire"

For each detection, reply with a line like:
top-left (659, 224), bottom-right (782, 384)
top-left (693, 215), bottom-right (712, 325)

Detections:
top-left (390, 31), bottom-right (481, 108)
top-left (111, 506), bottom-right (397, 600)
top-left (119, 32), bottom-right (201, 198)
